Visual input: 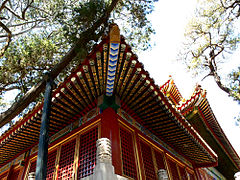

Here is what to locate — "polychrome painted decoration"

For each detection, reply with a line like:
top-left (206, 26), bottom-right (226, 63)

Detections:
top-left (106, 42), bottom-right (120, 96)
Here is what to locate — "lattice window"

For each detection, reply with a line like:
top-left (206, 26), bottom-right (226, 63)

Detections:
top-left (120, 127), bottom-right (137, 179)
top-left (29, 160), bottom-right (37, 173)
top-left (199, 170), bottom-right (205, 180)
top-left (187, 172), bottom-right (195, 180)
top-left (168, 159), bottom-right (180, 180)
top-left (140, 140), bottom-right (156, 180)
top-left (77, 127), bottom-right (98, 179)
top-left (198, 169), bottom-right (214, 180)
top-left (8, 169), bottom-right (20, 180)
top-left (57, 139), bottom-right (76, 179)
top-left (46, 150), bottom-right (57, 180)
top-left (178, 166), bottom-right (188, 180)
top-left (154, 150), bottom-right (165, 170)
top-left (198, 169), bottom-right (206, 180)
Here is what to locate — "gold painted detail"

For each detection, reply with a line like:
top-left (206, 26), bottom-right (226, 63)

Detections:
top-left (103, 43), bottom-right (108, 91)
top-left (49, 125), bottom-right (71, 143)
top-left (82, 108), bottom-right (98, 124)
top-left (128, 79), bottom-right (150, 106)
top-left (122, 67), bottom-right (141, 101)
top-left (77, 71), bottom-right (93, 103)
top-left (124, 73), bottom-right (145, 103)
top-left (116, 52), bottom-right (132, 94)
top-left (119, 60), bottom-right (136, 97)
top-left (13, 153), bottom-right (25, 166)
top-left (118, 109), bottom-right (193, 168)
top-left (0, 163), bottom-right (10, 175)
top-left (90, 59), bottom-right (101, 96)
top-left (109, 24), bottom-right (120, 43)
top-left (70, 76), bottom-right (89, 106)
top-left (114, 44), bottom-right (126, 91)
top-left (30, 144), bottom-right (38, 156)
top-left (83, 65), bottom-right (96, 100)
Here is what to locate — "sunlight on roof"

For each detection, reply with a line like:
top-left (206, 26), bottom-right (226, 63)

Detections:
top-left (139, 0), bottom-right (240, 155)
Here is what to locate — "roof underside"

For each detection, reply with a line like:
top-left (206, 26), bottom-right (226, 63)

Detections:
top-left (0, 26), bottom-right (217, 167)
top-left (190, 112), bottom-right (238, 179)
top-left (179, 89), bottom-right (240, 176)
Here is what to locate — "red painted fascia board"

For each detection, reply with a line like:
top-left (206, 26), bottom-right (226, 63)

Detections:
top-left (121, 94), bottom-right (217, 166)
top-left (197, 106), bottom-right (240, 170)
top-left (0, 97), bottom-right (97, 167)
top-left (159, 79), bottom-right (170, 92)
top-left (155, 88), bottom-right (218, 162)
top-left (0, 104), bottom-right (43, 144)
top-left (178, 91), bottom-right (201, 112)
top-left (27, 113), bottom-right (102, 161)
top-left (116, 113), bottom-right (197, 169)
top-left (0, 37), bottom-right (108, 144)
top-left (121, 72), bottom-right (217, 164)
top-left (0, 141), bottom-right (38, 168)
top-left (193, 161), bottom-right (218, 169)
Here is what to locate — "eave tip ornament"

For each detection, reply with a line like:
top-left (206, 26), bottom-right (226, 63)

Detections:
top-left (106, 24), bottom-right (120, 96)
top-left (109, 24), bottom-right (120, 43)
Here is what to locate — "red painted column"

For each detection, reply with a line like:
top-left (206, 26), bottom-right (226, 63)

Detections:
top-left (101, 107), bottom-right (122, 175)
top-left (20, 156), bottom-right (30, 180)
top-left (6, 164), bottom-right (13, 180)
top-left (18, 166), bottom-right (25, 180)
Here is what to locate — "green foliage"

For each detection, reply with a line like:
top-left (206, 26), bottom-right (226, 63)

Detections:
top-left (182, 0), bottom-right (240, 70)
top-left (0, 98), bottom-right (7, 109)
top-left (115, 0), bottom-right (158, 51)
top-left (0, 31), bottom-right (68, 100)
top-left (56, 0), bottom-right (158, 51)
top-left (0, 0), bottom-right (158, 110)
top-left (57, 0), bottom-right (107, 43)
top-left (229, 67), bottom-right (240, 103)
top-left (180, 0), bottom-right (240, 103)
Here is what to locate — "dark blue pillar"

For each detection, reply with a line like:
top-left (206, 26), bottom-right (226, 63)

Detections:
top-left (36, 75), bottom-right (53, 180)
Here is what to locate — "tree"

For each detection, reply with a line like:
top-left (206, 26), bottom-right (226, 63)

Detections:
top-left (180, 0), bottom-right (240, 103)
top-left (0, 0), bottom-right (158, 128)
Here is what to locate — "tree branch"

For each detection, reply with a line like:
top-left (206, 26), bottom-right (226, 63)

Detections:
top-left (213, 71), bottom-right (230, 93)
top-left (0, 86), bottom-right (20, 92)
top-left (7, 18), bottom-right (46, 28)
top-left (0, 0), bottom-right (9, 12)
top-left (0, 21), bottom-right (11, 58)
top-left (22, 0), bottom-right (34, 20)
top-left (0, 0), bottom-right (120, 128)
top-left (29, 4), bottom-right (52, 16)
top-left (4, 6), bottom-right (24, 20)
top-left (203, 47), bottom-right (230, 94)
top-left (0, 20), bottom-right (43, 38)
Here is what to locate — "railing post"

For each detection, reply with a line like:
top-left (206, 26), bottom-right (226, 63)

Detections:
top-left (36, 74), bottom-right (53, 180)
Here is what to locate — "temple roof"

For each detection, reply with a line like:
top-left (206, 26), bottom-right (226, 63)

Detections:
top-left (160, 76), bottom-right (183, 106)
top-left (0, 25), bottom-right (217, 168)
top-left (178, 85), bottom-right (240, 178)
